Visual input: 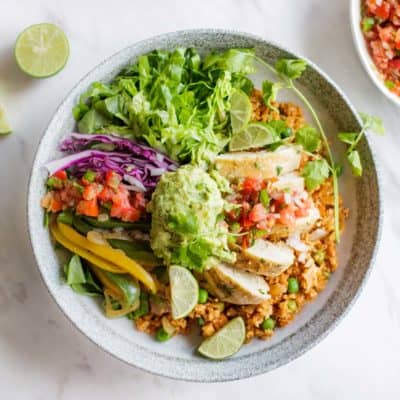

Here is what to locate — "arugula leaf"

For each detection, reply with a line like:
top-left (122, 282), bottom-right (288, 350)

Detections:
top-left (262, 80), bottom-right (281, 109)
top-left (347, 150), bottom-right (362, 176)
top-left (275, 58), bottom-right (307, 80)
top-left (63, 255), bottom-right (102, 297)
top-left (359, 112), bottom-right (385, 135)
top-left (337, 132), bottom-right (358, 145)
top-left (302, 159), bottom-right (330, 190)
top-left (295, 125), bottom-right (321, 152)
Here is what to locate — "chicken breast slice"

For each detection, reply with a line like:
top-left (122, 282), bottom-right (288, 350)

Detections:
top-left (270, 172), bottom-right (305, 192)
top-left (214, 145), bottom-right (302, 180)
top-left (204, 262), bottom-right (270, 305)
top-left (270, 204), bottom-right (320, 238)
top-left (235, 239), bottom-right (295, 277)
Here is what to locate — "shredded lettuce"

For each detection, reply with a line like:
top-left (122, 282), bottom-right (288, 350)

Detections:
top-left (73, 48), bottom-right (255, 163)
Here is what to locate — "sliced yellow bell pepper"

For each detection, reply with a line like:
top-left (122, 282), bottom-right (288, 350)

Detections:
top-left (90, 267), bottom-right (122, 300)
top-left (51, 224), bottom-right (124, 274)
top-left (57, 222), bottom-right (156, 293)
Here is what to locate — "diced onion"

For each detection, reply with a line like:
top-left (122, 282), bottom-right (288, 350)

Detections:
top-left (309, 228), bottom-right (328, 241)
top-left (287, 231), bottom-right (309, 252)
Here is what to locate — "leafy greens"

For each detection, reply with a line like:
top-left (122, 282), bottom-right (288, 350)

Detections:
top-left (73, 48), bottom-right (256, 163)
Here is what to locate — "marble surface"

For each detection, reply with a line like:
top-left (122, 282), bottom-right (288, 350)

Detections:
top-left (1, 0), bottom-right (399, 397)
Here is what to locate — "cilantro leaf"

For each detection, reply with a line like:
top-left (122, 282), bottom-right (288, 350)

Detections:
top-left (337, 132), bottom-right (358, 145)
top-left (262, 80), bottom-right (281, 109)
top-left (359, 112), bottom-right (385, 135)
top-left (347, 150), bottom-right (362, 176)
top-left (275, 58), bottom-right (307, 80)
top-left (295, 125), bottom-right (321, 152)
top-left (302, 159), bottom-right (330, 190)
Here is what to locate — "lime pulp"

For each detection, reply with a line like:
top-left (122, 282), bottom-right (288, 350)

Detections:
top-left (230, 90), bottom-right (252, 134)
top-left (0, 105), bottom-right (12, 135)
top-left (229, 122), bottom-right (277, 151)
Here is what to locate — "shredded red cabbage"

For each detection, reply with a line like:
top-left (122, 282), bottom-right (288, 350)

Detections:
top-left (45, 134), bottom-right (178, 192)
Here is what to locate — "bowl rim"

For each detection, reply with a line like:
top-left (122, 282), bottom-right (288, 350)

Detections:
top-left (27, 28), bottom-right (383, 382)
top-left (350, 0), bottom-right (400, 106)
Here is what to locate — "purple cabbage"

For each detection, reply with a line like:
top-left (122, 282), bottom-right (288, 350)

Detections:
top-left (45, 133), bottom-right (178, 192)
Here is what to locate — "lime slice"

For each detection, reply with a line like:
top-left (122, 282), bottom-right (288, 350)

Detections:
top-left (230, 90), bottom-right (252, 134)
top-left (169, 265), bottom-right (199, 319)
top-left (0, 105), bottom-right (12, 135)
top-left (229, 122), bottom-right (277, 151)
top-left (15, 23), bottom-right (69, 78)
top-left (198, 316), bottom-right (245, 360)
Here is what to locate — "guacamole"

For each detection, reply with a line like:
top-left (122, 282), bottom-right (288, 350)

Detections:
top-left (148, 165), bottom-right (235, 271)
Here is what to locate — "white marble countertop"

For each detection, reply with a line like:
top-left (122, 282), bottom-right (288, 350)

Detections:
top-left (1, 0), bottom-right (399, 397)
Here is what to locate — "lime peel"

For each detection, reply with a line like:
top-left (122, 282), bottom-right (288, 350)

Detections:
top-left (14, 23), bottom-right (69, 78)
top-left (169, 265), bottom-right (199, 320)
top-left (0, 105), bottom-right (12, 135)
top-left (198, 316), bottom-right (245, 360)
top-left (230, 90), bottom-right (252, 134)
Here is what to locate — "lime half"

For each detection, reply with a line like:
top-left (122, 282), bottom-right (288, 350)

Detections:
top-left (15, 23), bottom-right (69, 78)
top-left (229, 121), bottom-right (277, 151)
top-left (169, 265), bottom-right (199, 320)
top-left (198, 316), bottom-right (245, 360)
top-left (0, 105), bottom-right (12, 135)
top-left (230, 90), bottom-right (252, 134)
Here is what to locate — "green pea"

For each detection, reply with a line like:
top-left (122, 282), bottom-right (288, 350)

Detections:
top-left (280, 127), bottom-right (292, 139)
top-left (198, 288), bottom-right (209, 304)
top-left (287, 277), bottom-right (299, 294)
top-left (287, 299), bottom-right (297, 312)
top-left (261, 317), bottom-right (276, 330)
top-left (155, 327), bottom-right (170, 342)
top-left (197, 317), bottom-right (205, 327)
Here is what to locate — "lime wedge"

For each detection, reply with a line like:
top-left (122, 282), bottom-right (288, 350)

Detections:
top-left (15, 23), bottom-right (69, 78)
top-left (230, 90), bottom-right (252, 134)
top-left (169, 265), bottom-right (199, 320)
top-left (198, 316), bottom-right (245, 360)
top-left (229, 122), bottom-right (277, 151)
top-left (0, 105), bottom-right (12, 135)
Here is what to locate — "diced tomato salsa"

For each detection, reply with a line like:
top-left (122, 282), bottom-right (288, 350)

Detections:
top-left (41, 170), bottom-right (147, 222)
top-left (362, 0), bottom-right (400, 95)
top-left (225, 177), bottom-right (312, 249)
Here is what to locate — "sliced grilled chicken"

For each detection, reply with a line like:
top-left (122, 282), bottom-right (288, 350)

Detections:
top-left (214, 145), bottom-right (302, 180)
top-left (270, 172), bottom-right (305, 192)
top-left (235, 239), bottom-right (294, 277)
top-left (270, 205), bottom-right (320, 238)
top-left (204, 262), bottom-right (270, 305)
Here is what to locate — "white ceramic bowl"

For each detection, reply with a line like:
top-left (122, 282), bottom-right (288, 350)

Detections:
top-left (27, 29), bottom-right (382, 382)
top-left (350, 0), bottom-right (400, 106)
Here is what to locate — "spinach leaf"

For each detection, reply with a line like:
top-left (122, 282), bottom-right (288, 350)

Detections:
top-left (295, 125), bottom-right (321, 152)
top-left (302, 159), bottom-right (330, 190)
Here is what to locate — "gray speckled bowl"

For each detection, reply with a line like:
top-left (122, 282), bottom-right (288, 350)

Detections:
top-left (27, 30), bottom-right (382, 382)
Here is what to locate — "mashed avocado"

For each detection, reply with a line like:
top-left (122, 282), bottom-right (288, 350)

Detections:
top-left (148, 165), bottom-right (235, 271)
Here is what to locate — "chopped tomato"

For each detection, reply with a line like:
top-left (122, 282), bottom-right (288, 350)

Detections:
top-left (48, 197), bottom-right (63, 212)
top-left (279, 206), bottom-right (296, 227)
top-left (388, 58), bottom-right (400, 69)
top-left (98, 186), bottom-right (114, 202)
top-left (248, 203), bottom-right (268, 223)
top-left (374, 2), bottom-right (391, 20)
top-left (82, 183), bottom-right (98, 201)
top-left (295, 207), bottom-right (309, 218)
top-left (241, 235), bottom-right (249, 249)
top-left (106, 171), bottom-right (121, 189)
top-left (395, 29), bottom-right (400, 49)
top-left (132, 192), bottom-right (147, 211)
top-left (241, 177), bottom-right (264, 193)
top-left (54, 170), bottom-right (68, 180)
top-left (76, 198), bottom-right (99, 217)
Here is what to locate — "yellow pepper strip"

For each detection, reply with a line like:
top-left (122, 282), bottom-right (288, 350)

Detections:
top-left (103, 289), bottom-right (140, 318)
top-left (51, 224), bottom-right (125, 274)
top-left (57, 222), bottom-right (157, 293)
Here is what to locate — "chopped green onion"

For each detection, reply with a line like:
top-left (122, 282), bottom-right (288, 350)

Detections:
top-left (197, 317), bottom-right (205, 326)
top-left (259, 189), bottom-right (270, 208)
top-left (83, 169), bottom-right (97, 182)
top-left (362, 17), bottom-right (375, 32)
top-left (46, 176), bottom-right (63, 190)
top-left (230, 222), bottom-right (241, 233)
top-left (385, 80), bottom-right (396, 90)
